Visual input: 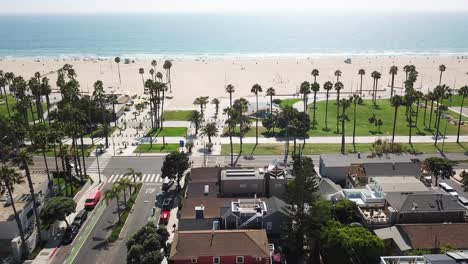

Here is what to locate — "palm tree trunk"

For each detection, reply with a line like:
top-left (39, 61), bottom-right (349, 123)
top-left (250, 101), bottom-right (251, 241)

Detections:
top-left (360, 75), bottom-right (363, 95)
top-left (390, 74), bottom-right (395, 98)
top-left (229, 132), bottom-right (233, 166)
top-left (457, 96), bottom-right (465, 143)
top-left (122, 189), bottom-right (127, 205)
top-left (423, 97), bottom-right (428, 127)
top-left (42, 150), bottom-right (53, 194)
top-left (313, 91), bottom-right (317, 129)
top-left (392, 106), bottom-right (398, 146)
top-left (7, 185), bottom-right (28, 259)
top-left (303, 94), bottom-right (307, 112)
top-left (117, 64), bottom-right (121, 84)
top-left (115, 198), bottom-right (121, 223)
top-left (160, 89), bottom-right (165, 129)
top-left (435, 105), bottom-right (443, 146)
top-left (270, 95), bottom-right (273, 114)
top-left (336, 92), bottom-right (340, 133)
top-left (415, 97), bottom-right (420, 128)
top-left (229, 93), bottom-right (232, 108)
top-left (24, 166), bottom-right (43, 244)
top-left (353, 102), bottom-right (357, 148)
top-left (3, 88), bottom-right (11, 117)
top-left (80, 136), bottom-right (87, 179)
top-left (375, 79), bottom-right (379, 103)
top-left (325, 92), bottom-right (329, 130)
top-left (45, 94), bottom-right (51, 126)
top-left (255, 95), bottom-right (259, 145)
top-left (341, 106), bottom-right (346, 154)
top-left (149, 92), bottom-right (154, 129)
top-left (429, 100), bottom-right (434, 129)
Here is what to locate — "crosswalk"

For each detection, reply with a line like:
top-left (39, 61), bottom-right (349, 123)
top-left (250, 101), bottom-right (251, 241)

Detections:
top-left (107, 173), bottom-right (163, 183)
top-left (87, 155), bottom-right (112, 174)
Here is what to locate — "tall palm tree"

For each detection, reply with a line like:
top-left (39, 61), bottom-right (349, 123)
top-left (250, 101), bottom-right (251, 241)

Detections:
top-left (423, 93), bottom-right (429, 128)
top-left (334, 81), bottom-right (344, 133)
top-left (193, 96), bottom-right (209, 118)
top-left (163, 60), bottom-right (173, 92)
top-left (371, 71), bottom-right (381, 105)
top-left (311, 69), bottom-right (319, 83)
top-left (339, 98), bottom-right (351, 154)
top-left (224, 108), bottom-right (236, 166)
top-left (13, 151), bottom-right (42, 244)
top-left (311, 82), bottom-right (320, 129)
top-left (0, 166), bottom-right (28, 259)
top-left (405, 91), bottom-right (416, 145)
top-left (151, 60), bottom-right (157, 74)
top-left (351, 94), bottom-right (361, 148)
top-left (149, 68), bottom-right (155, 81)
top-left (299, 81), bottom-right (311, 112)
top-left (233, 98), bottom-right (250, 153)
top-left (189, 110), bottom-right (202, 135)
top-left (156, 71), bottom-right (163, 82)
top-left (158, 83), bottom-right (168, 129)
top-left (40, 77), bottom-right (52, 125)
top-left (403, 65), bottom-right (411, 81)
top-left (323, 81), bottom-right (333, 131)
top-left (32, 124), bottom-right (52, 192)
top-left (138, 68), bottom-right (145, 92)
top-left (211, 98), bottom-right (220, 119)
top-left (358, 69), bottom-right (365, 95)
top-left (144, 79), bottom-right (155, 129)
top-left (457, 86), bottom-right (468, 143)
top-left (389, 66), bottom-right (398, 98)
top-left (117, 178), bottom-right (134, 205)
top-left (414, 91), bottom-right (423, 129)
top-left (124, 168), bottom-right (142, 185)
top-left (428, 91), bottom-right (436, 129)
top-left (0, 75), bottom-right (11, 117)
top-left (104, 184), bottom-right (122, 223)
top-left (439, 64), bottom-right (446, 85)
top-left (225, 84), bottom-right (235, 108)
top-left (200, 122), bottom-right (219, 143)
top-left (266, 87), bottom-right (276, 114)
top-left (114, 57), bottom-right (121, 84)
top-left (390, 95), bottom-right (404, 146)
top-left (334, 70), bottom-right (342, 82)
top-left (251, 84), bottom-right (263, 145)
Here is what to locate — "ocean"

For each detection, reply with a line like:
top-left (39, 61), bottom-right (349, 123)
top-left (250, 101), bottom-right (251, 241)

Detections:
top-left (0, 13), bottom-right (467, 58)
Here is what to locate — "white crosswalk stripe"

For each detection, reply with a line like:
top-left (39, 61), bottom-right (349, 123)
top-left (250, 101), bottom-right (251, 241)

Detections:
top-left (149, 174), bottom-right (156, 182)
top-left (108, 174), bottom-right (117, 182)
top-left (155, 174), bottom-right (160, 182)
top-left (107, 173), bottom-right (163, 183)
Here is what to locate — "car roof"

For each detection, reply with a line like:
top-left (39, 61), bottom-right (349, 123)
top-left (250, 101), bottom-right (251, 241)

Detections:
top-left (75, 210), bottom-right (87, 218)
top-left (86, 190), bottom-right (101, 198)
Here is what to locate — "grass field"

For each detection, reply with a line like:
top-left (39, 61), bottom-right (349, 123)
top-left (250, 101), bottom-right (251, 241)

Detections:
top-left (148, 127), bottom-right (187, 137)
top-left (84, 126), bottom-right (116, 138)
top-left (221, 142), bottom-right (468, 155)
top-left (446, 108), bottom-right (468, 122)
top-left (446, 95), bottom-right (466, 107)
top-left (134, 144), bottom-right (180, 153)
top-left (0, 95), bottom-right (47, 120)
top-left (162, 110), bottom-right (192, 121)
top-left (27, 145), bottom-right (96, 157)
top-left (280, 98), bottom-right (301, 109)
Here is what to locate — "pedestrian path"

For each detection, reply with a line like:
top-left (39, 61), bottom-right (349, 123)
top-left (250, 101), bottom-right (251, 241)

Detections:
top-left (107, 173), bottom-right (163, 183)
top-left (87, 155), bottom-right (111, 174)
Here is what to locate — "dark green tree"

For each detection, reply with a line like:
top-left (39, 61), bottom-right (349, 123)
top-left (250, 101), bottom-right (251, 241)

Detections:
top-left (40, 196), bottom-right (77, 228)
top-left (161, 152), bottom-right (189, 190)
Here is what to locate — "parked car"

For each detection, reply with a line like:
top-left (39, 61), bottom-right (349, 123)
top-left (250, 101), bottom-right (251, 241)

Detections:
top-left (61, 225), bottom-right (79, 245)
top-left (162, 178), bottom-right (174, 192)
top-left (159, 210), bottom-right (170, 225)
top-left (162, 198), bottom-right (173, 210)
top-left (84, 190), bottom-right (101, 210)
top-left (72, 209), bottom-right (88, 227)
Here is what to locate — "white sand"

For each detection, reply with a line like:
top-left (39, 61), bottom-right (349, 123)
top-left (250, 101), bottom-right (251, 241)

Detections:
top-left (1, 56), bottom-right (467, 108)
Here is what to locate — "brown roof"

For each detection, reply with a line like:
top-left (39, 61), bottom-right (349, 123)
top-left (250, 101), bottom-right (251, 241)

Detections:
top-left (398, 223), bottom-right (468, 249)
top-left (180, 197), bottom-right (234, 219)
top-left (169, 230), bottom-right (270, 260)
top-left (189, 167), bottom-right (221, 183)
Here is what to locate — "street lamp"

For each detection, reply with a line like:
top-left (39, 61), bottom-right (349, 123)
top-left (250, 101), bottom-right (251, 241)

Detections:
top-left (95, 147), bottom-right (102, 184)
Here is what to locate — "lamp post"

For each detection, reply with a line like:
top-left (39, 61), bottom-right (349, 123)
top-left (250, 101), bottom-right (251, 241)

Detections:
top-left (95, 147), bottom-right (102, 184)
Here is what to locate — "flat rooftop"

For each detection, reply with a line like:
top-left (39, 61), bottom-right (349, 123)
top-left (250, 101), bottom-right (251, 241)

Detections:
top-left (320, 153), bottom-right (417, 167)
top-left (221, 169), bottom-right (263, 181)
top-left (373, 176), bottom-right (429, 193)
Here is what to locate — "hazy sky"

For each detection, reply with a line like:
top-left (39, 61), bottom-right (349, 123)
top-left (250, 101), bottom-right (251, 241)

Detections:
top-left (3, 0), bottom-right (468, 14)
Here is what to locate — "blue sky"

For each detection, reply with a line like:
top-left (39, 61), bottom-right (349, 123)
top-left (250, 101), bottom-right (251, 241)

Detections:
top-left (3, 0), bottom-right (468, 14)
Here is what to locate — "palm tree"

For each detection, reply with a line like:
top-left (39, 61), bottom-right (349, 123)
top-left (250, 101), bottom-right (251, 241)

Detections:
top-left (351, 94), bottom-right (361, 148)
top-left (163, 60), bottom-right (172, 92)
top-left (200, 122), bottom-right (219, 143)
top-left (457, 85), bottom-right (468, 143)
top-left (323, 81), bottom-right (333, 131)
top-left (251, 84), bottom-right (263, 145)
top-left (156, 71), bottom-right (163, 82)
top-left (339, 98), bottom-right (351, 154)
top-left (124, 168), bottom-right (142, 186)
top-left (405, 91), bottom-right (416, 145)
top-left (104, 184), bottom-right (122, 223)
top-left (13, 151), bottom-right (42, 244)
top-left (211, 98), bottom-right (220, 119)
top-left (311, 69), bottom-right (319, 83)
top-left (414, 91), bottom-right (423, 128)
top-left (114, 57), bottom-right (121, 84)
top-left (0, 75), bottom-right (11, 117)
top-left (158, 83), bottom-right (168, 129)
top-left (193, 96), bottom-right (209, 117)
top-left (428, 91), bottom-right (436, 129)
top-left (334, 70), bottom-right (342, 82)
top-left (233, 98), bottom-right (250, 153)
top-left (151, 60), bottom-right (157, 73)
top-left (403, 65), bottom-right (411, 81)
top-left (225, 84), bottom-right (235, 108)
top-left (149, 68), bottom-right (155, 81)
top-left (189, 110), bottom-right (202, 135)
top-left (224, 107), bottom-right (236, 166)
top-left (389, 66), bottom-right (398, 98)
top-left (358, 69), bottom-right (365, 95)
top-left (138, 68), bottom-right (145, 92)
top-left (117, 178), bottom-right (133, 205)
top-left (32, 124), bottom-right (52, 192)
top-left (266, 87), bottom-right (276, 114)
top-left (334, 81), bottom-right (344, 133)
top-left (371, 71), bottom-right (381, 105)
top-left (311, 82), bottom-right (320, 129)
top-left (40, 77), bottom-right (52, 125)
top-left (390, 95), bottom-right (404, 146)
top-left (439, 64), bottom-right (446, 85)
top-left (423, 93), bottom-right (429, 128)
top-left (299, 81), bottom-right (311, 112)
top-left (0, 166), bottom-right (28, 259)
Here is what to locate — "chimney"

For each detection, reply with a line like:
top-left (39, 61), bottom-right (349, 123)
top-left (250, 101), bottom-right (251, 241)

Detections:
top-left (195, 204), bottom-right (205, 219)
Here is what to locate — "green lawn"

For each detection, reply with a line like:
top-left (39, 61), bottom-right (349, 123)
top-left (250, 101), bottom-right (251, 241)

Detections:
top-left (134, 144), bottom-right (180, 153)
top-left (280, 98), bottom-right (301, 109)
top-left (223, 126), bottom-right (270, 137)
top-left (446, 108), bottom-right (468, 122)
top-left (446, 95), bottom-right (466, 107)
top-left (84, 126), bottom-right (116, 138)
top-left (0, 95), bottom-right (47, 120)
top-left (148, 127), bottom-right (187, 137)
top-left (162, 110), bottom-right (192, 121)
top-left (306, 99), bottom-right (468, 137)
top-left (53, 177), bottom-right (83, 197)
top-left (221, 142), bottom-right (468, 155)
top-left (27, 145), bottom-right (96, 157)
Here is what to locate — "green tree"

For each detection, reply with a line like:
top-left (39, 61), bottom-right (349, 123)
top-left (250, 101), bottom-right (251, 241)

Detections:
top-left (225, 84), bottom-right (235, 108)
top-left (138, 68), bottom-right (145, 92)
top-left (266, 87), bottom-right (276, 114)
top-left (161, 151), bottom-right (189, 190)
top-left (127, 222), bottom-right (165, 264)
top-left (233, 98), bottom-right (251, 153)
top-left (358, 69), bottom-right (365, 95)
top-left (425, 157), bottom-right (455, 186)
top-left (334, 69), bottom-right (342, 82)
top-left (104, 184), bottom-right (122, 223)
top-left (439, 64), bottom-right (446, 85)
top-left (200, 122), bottom-right (218, 143)
top-left (300, 81), bottom-right (311, 113)
top-left (311, 69), bottom-right (319, 83)
top-left (371, 71), bottom-right (382, 105)
top-left (389, 65), bottom-right (398, 98)
top-left (339, 98), bottom-right (351, 154)
top-left (311, 82), bottom-right (320, 129)
top-left (461, 170), bottom-right (468, 192)
top-left (189, 110), bottom-right (202, 135)
top-left (0, 165), bottom-right (28, 259)
top-left (193, 96), bottom-right (209, 117)
top-left (117, 178), bottom-right (133, 205)
top-left (323, 81), bottom-right (333, 131)
top-left (114, 57), bottom-right (121, 84)
top-left (251, 84), bottom-right (263, 145)
top-left (40, 196), bottom-right (77, 228)
top-left (428, 91), bottom-right (437, 129)
top-left (211, 98), bottom-right (220, 119)
top-left (391, 95), bottom-right (404, 146)
top-left (351, 94), bottom-right (361, 149)
top-left (124, 167), bottom-right (142, 190)
top-left (163, 60), bottom-right (172, 92)
top-left (457, 86), bottom-right (468, 143)
top-left (185, 140), bottom-right (194, 154)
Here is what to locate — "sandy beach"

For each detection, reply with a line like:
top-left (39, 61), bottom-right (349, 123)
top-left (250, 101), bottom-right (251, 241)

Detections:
top-left (1, 56), bottom-right (468, 108)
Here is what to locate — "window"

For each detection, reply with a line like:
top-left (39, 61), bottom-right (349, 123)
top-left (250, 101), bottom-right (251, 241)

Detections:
top-left (236, 256), bottom-right (244, 264)
top-left (239, 184), bottom-right (247, 188)
top-left (251, 184), bottom-right (258, 188)
top-left (191, 258), bottom-right (198, 263)
top-left (213, 257), bottom-right (220, 264)
top-left (266, 222), bottom-right (273, 230)
top-left (274, 184), bottom-right (282, 188)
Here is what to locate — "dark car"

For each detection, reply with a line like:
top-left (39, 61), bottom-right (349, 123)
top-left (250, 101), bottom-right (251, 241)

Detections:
top-left (162, 178), bottom-right (174, 192)
top-left (162, 198), bottom-right (173, 210)
top-left (72, 210), bottom-right (88, 227)
top-left (61, 225), bottom-right (79, 245)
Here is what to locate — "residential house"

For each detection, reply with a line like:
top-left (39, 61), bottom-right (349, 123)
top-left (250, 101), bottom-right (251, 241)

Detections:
top-left (169, 230), bottom-right (271, 264)
top-left (380, 250), bottom-right (468, 264)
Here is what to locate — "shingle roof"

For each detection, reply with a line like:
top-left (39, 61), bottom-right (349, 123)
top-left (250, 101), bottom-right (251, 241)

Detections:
top-left (179, 197), bottom-right (233, 219)
top-left (265, 196), bottom-right (291, 217)
top-left (170, 230), bottom-right (270, 260)
top-left (398, 223), bottom-right (468, 250)
top-left (385, 193), bottom-right (466, 213)
top-left (317, 177), bottom-right (343, 196)
top-left (363, 162), bottom-right (421, 177)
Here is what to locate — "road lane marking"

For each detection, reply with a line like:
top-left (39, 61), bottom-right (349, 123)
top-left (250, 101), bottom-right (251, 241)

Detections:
top-left (149, 174), bottom-right (155, 182)
top-left (155, 174), bottom-right (160, 182)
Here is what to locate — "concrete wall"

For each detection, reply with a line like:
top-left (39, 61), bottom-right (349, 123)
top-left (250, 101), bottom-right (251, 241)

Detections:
top-left (396, 211), bottom-right (466, 224)
top-left (267, 178), bottom-right (287, 199)
top-left (220, 179), bottom-right (265, 197)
